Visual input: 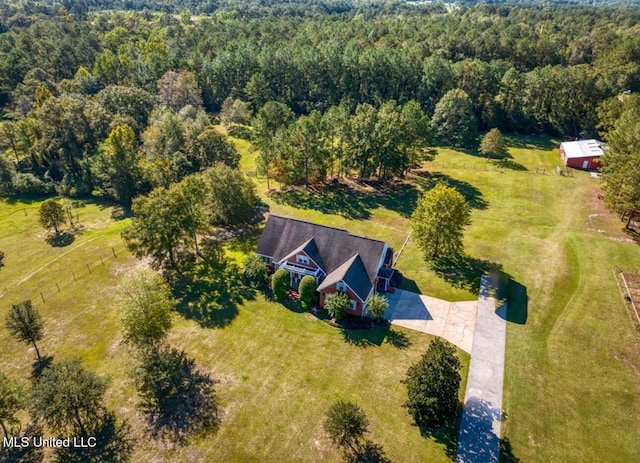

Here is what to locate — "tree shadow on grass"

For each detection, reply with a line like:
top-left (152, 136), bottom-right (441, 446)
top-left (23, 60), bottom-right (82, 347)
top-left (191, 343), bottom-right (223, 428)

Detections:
top-left (418, 404), bottom-right (463, 461)
top-left (504, 279), bottom-right (528, 324)
top-left (431, 255), bottom-right (500, 295)
top-left (344, 440), bottom-right (392, 463)
top-left (54, 411), bottom-right (134, 463)
top-left (269, 180), bottom-right (422, 220)
top-left (45, 231), bottom-right (74, 247)
top-left (138, 347), bottom-right (220, 445)
top-left (342, 326), bottom-right (389, 348)
top-left (384, 328), bottom-right (411, 349)
top-left (500, 437), bottom-right (522, 463)
top-left (504, 135), bottom-right (557, 151)
top-left (173, 247), bottom-right (256, 328)
top-left (0, 423), bottom-right (45, 463)
top-left (225, 224), bottom-right (262, 256)
top-left (412, 172), bottom-right (488, 210)
top-left (31, 354), bottom-right (53, 379)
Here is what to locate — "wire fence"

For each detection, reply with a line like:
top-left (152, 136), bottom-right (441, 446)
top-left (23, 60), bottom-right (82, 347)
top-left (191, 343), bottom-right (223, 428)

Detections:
top-left (424, 160), bottom-right (576, 177)
top-left (613, 265), bottom-right (640, 332)
top-left (2, 244), bottom-right (131, 306)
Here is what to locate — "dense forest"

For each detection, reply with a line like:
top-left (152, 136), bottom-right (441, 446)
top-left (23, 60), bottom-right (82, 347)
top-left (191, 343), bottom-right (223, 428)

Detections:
top-left (1, 0), bottom-right (640, 205)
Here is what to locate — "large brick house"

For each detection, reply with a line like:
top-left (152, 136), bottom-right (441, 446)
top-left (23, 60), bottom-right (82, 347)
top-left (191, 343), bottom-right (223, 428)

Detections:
top-left (256, 215), bottom-right (394, 316)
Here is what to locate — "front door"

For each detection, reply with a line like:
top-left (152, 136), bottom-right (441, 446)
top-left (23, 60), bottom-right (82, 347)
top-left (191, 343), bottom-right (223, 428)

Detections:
top-left (582, 160), bottom-right (589, 169)
top-left (291, 273), bottom-right (302, 290)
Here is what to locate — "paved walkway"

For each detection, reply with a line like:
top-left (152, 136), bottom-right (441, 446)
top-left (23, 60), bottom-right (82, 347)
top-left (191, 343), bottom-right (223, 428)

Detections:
top-left (383, 289), bottom-right (477, 353)
top-left (455, 275), bottom-right (507, 463)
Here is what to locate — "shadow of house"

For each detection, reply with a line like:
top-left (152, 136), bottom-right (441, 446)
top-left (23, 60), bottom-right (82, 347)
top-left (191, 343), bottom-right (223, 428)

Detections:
top-left (173, 248), bottom-right (256, 329)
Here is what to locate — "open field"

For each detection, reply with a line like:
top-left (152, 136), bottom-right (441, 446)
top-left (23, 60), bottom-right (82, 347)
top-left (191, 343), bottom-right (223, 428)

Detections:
top-left (2, 132), bottom-right (640, 462)
top-left (230, 133), bottom-right (640, 462)
top-left (0, 197), bottom-right (468, 462)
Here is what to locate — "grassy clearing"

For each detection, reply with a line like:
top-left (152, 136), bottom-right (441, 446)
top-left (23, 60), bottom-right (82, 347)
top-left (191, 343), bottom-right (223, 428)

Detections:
top-left (2, 131), bottom-right (639, 462)
top-left (231, 133), bottom-right (640, 462)
top-left (0, 195), bottom-right (469, 462)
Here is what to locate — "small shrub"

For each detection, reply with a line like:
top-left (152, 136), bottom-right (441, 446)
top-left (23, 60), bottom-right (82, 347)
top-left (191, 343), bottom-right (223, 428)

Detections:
top-left (298, 275), bottom-right (317, 309)
top-left (272, 268), bottom-right (290, 300)
top-left (325, 292), bottom-right (349, 320)
top-left (366, 293), bottom-right (389, 321)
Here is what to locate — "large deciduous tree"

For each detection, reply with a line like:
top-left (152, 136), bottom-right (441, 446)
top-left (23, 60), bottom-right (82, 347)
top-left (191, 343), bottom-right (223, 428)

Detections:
top-left (0, 373), bottom-right (21, 439)
top-left (411, 184), bottom-right (470, 261)
top-left (156, 70), bottom-right (203, 111)
top-left (122, 184), bottom-right (199, 272)
top-left (118, 268), bottom-right (175, 348)
top-left (39, 199), bottom-right (66, 235)
top-left (92, 124), bottom-right (143, 206)
top-left (203, 163), bottom-right (258, 226)
top-left (403, 338), bottom-right (461, 427)
top-left (30, 359), bottom-right (107, 436)
top-left (5, 300), bottom-right (44, 363)
top-left (432, 89), bottom-right (478, 148)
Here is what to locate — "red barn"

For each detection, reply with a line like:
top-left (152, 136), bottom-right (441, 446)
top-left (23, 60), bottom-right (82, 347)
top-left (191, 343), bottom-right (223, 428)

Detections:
top-left (559, 140), bottom-right (606, 170)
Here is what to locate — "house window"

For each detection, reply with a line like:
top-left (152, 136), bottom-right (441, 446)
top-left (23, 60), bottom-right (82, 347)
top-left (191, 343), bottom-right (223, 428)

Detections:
top-left (336, 282), bottom-right (346, 293)
top-left (296, 254), bottom-right (309, 265)
top-left (349, 299), bottom-right (357, 311)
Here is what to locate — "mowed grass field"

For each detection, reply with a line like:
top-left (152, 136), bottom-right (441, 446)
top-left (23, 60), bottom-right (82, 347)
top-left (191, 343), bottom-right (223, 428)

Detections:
top-left (1, 131), bottom-right (639, 462)
top-left (0, 197), bottom-right (466, 462)
top-left (232, 133), bottom-right (640, 462)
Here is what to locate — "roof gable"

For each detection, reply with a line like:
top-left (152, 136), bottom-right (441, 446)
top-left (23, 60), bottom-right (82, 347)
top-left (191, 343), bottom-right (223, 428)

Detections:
top-left (278, 237), bottom-right (325, 271)
top-left (317, 254), bottom-right (371, 301)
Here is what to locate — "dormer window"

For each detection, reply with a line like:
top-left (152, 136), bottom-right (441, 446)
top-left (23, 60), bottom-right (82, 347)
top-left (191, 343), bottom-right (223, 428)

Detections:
top-left (296, 254), bottom-right (310, 265)
top-left (336, 282), bottom-right (346, 292)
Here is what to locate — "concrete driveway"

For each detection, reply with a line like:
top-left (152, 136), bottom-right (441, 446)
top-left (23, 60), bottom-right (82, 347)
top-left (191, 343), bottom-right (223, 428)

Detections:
top-left (383, 289), bottom-right (477, 353)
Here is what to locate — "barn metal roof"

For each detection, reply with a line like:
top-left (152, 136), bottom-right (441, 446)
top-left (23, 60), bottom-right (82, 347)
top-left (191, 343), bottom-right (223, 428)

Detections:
top-left (561, 139), bottom-right (607, 159)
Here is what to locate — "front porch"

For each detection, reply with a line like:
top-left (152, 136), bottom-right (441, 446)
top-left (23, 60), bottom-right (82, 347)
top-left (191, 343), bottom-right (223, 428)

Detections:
top-left (279, 261), bottom-right (323, 290)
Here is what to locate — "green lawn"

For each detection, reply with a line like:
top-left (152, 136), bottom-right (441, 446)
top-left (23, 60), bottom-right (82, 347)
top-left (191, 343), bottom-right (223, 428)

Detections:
top-left (0, 196), bottom-right (469, 462)
top-left (230, 133), bottom-right (640, 462)
top-left (2, 131), bottom-right (640, 462)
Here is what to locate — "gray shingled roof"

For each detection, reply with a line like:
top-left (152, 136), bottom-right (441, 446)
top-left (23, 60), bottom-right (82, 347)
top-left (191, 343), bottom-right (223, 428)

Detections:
top-left (279, 237), bottom-right (325, 272)
top-left (317, 254), bottom-right (371, 301)
top-left (256, 215), bottom-right (388, 301)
